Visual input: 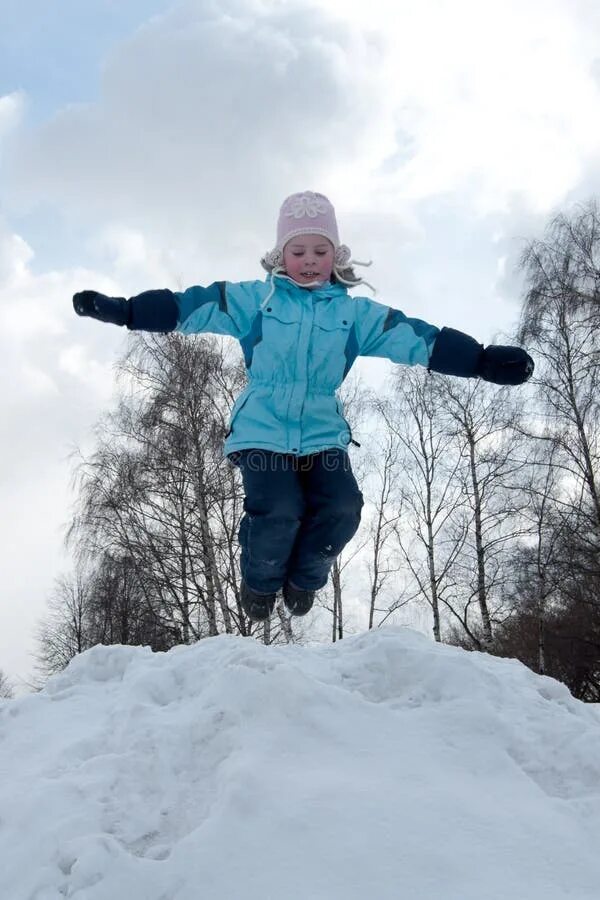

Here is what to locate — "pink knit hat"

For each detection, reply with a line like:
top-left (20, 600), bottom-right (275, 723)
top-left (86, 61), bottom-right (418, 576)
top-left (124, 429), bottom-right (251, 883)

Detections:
top-left (261, 191), bottom-right (352, 272)
top-left (276, 191), bottom-right (340, 249)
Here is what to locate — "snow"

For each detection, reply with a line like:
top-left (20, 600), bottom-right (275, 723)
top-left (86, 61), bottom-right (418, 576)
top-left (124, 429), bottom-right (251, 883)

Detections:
top-left (1, 629), bottom-right (600, 900)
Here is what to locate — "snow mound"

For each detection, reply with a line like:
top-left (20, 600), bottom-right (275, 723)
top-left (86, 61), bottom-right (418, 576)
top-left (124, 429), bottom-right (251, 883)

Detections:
top-left (1, 628), bottom-right (600, 900)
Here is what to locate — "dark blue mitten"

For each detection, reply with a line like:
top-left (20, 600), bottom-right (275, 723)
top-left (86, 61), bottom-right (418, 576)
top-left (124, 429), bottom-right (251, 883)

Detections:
top-left (428, 327), bottom-right (534, 385)
top-left (477, 345), bottom-right (534, 385)
top-left (72, 291), bottom-right (130, 327)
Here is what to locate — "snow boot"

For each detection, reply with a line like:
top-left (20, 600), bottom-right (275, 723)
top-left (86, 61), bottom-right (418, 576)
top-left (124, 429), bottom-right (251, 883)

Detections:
top-left (282, 581), bottom-right (315, 617)
top-left (240, 580), bottom-right (277, 622)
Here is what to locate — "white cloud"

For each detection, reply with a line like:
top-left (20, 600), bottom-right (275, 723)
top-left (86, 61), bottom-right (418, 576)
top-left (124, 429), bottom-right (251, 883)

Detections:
top-left (359, 0), bottom-right (600, 214)
top-left (19, 362), bottom-right (59, 398)
top-left (7, 1), bottom-right (385, 244)
top-left (0, 223), bottom-right (128, 687)
top-left (0, 220), bottom-right (127, 493)
top-left (0, 231), bottom-right (33, 285)
top-left (58, 343), bottom-right (116, 403)
top-left (5, 0), bottom-right (600, 266)
top-left (0, 92), bottom-right (25, 144)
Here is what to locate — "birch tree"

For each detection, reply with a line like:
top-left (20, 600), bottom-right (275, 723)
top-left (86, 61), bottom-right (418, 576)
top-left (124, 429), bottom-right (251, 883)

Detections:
top-left (66, 332), bottom-right (256, 644)
top-left (519, 201), bottom-right (600, 546)
top-left (36, 570), bottom-right (93, 678)
top-left (513, 201), bottom-right (600, 694)
top-left (361, 424), bottom-right (407, 631)
top-left (437, 377), bottom-right (529, 649)
top-left (382, 369), bottom-right (466, 642)
top-left (494, 440), bottom-right (565, 675)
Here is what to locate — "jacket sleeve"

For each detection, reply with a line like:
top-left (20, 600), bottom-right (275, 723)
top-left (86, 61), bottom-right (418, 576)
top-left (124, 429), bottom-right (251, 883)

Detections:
top-left (127, 280), bottom-right (264, 339)
top-left (353, 296), bottom-right (440, 367)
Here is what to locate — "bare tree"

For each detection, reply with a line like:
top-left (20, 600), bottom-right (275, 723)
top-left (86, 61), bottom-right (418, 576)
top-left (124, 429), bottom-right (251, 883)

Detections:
top-left (509, 200), bottom-right (600, 696)
top-left (359, 423), bottom-right (407, 630)
top-left (519, 201), bottom-right (600, 540)
top-left (380, 370), bottom-right (467, 641)
top-left (494, 439), bottom-right (566, 674)
top-left (496, 514), bottom-right (600, 701)
top-left (36, 570), bottom-right (92, 678)
top-left (437, 377), bottom-right (529, 650)
top-left (0, 670), bottom-right (14, 700)
top-left (67, 333), bottom-right (253, 642)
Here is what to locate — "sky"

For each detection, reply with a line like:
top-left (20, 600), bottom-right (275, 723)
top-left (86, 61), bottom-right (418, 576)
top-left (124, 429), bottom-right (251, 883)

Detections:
top-left (1, 629), bottom-right (600, 897)
top-left (2, 0), bottom-right (600, 688)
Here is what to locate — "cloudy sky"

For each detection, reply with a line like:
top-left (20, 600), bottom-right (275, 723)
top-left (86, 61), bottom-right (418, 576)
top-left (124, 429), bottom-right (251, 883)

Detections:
top-left (2, 0), bottom-right (600, 688)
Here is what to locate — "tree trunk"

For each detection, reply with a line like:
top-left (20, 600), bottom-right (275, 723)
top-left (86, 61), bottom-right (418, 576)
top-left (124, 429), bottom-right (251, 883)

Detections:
top-left (467, 430), bottom-right (493, 649)
top-left (332, 558), bottom-right (343, 641)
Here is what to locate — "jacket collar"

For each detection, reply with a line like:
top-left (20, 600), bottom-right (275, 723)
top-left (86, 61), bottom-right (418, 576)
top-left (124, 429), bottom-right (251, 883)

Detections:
top-left (266, 274), bottom-right (347, 301)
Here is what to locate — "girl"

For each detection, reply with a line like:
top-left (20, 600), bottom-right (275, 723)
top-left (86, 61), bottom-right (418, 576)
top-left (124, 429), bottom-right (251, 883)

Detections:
top-left (73, 191), bottom-right (533, 622)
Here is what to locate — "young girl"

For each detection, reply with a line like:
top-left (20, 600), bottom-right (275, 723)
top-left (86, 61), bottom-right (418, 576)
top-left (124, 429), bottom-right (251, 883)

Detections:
top-left (73, 191), bottom-right (533, 622)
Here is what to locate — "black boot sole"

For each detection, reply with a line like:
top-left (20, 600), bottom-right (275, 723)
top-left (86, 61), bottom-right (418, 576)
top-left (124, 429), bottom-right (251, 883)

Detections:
top-left (283, 583), bottom-right (315, 617)
top-left (241, 582), bottom-right (277, 622)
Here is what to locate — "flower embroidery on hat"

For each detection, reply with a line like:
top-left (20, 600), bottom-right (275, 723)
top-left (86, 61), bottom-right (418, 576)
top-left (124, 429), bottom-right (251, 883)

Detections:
top-left (284, 192), bottom-right (330, 220)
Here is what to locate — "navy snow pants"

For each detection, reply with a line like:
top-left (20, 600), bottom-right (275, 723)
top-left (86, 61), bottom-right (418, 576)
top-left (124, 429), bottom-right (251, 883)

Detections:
top-left (230, 449), bottom-right (364, 594)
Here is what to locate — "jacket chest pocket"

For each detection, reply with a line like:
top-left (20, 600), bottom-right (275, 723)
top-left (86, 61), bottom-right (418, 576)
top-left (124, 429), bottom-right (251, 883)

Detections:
top-left (310, 312), bottom-right (352, 377)
top-left (261, 304), bottom-right (302, 349)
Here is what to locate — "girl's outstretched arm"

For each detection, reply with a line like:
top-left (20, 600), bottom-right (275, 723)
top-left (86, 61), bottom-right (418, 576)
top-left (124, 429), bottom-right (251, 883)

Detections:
top-left (353, 296), bottom-right (533, 386)
top-left (73, 289), bottom-right (180, 331)
top-left (72, 280), bottom-right (264, 339)
top-left (427, 326), bottom-right (534, 385)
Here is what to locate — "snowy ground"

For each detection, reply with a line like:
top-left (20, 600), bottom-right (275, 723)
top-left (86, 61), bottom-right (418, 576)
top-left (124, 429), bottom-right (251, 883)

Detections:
top-left (1, 629), bottom-right (599, 900)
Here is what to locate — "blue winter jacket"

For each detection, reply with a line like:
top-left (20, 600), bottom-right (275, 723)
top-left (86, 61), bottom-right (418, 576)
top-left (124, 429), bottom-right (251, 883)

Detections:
top-left (128, 276), bottom-right (442, 457)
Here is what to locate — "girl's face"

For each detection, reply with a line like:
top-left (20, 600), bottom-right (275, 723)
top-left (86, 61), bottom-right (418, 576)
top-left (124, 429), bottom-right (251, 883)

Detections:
top-left (282, 234), bottom-right (335, 286)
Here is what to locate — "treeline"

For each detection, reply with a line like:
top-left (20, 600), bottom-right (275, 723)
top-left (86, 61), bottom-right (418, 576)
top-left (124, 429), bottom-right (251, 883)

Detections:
top-left (358, 202), bottom-right (600, 700)
top-left (38, 202), bottom-right (600, 701)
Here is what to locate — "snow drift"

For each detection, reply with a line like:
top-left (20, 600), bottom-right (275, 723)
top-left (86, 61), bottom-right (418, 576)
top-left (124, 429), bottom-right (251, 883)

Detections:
top-left (1, 628), bottom-right (600, 900)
